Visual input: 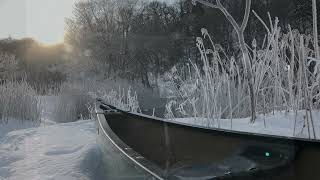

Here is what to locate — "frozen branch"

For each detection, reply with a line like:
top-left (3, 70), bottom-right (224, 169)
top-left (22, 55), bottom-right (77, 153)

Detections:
top-left (193, 0), bottom-right (240, 31)
top-left (192, 0), bottom-right (219, 9)
top-left (312, 0), bottom-right (319, 60)
top-left (241, 0), bottom-right (251, 32)
top-left (252, 10), bottom-right (270, 35)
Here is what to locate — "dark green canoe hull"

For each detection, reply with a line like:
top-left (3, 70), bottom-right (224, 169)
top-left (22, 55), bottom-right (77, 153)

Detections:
top-left (95, 102), bottom-right (320, 180)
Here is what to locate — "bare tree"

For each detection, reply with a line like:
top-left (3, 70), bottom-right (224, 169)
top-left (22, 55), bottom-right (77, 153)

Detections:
top-left (313, 0), bottom-right (319, 60)
top-left (192, 0), bottom-right (256, 122)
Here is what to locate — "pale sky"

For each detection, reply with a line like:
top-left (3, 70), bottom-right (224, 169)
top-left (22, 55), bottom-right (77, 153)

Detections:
top-left (0, 0), bottom-right (78, 44)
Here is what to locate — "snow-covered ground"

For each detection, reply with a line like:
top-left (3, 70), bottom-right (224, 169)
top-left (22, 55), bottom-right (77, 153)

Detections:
top-left (1, 94), bottom-right (320, 180)
top-left (172, 110), bottom-right (320, 139)
top-left (0, 96), bottom-right (106, 180)
top-left (0, 119), bottom-right (39, 138)
top-left (0, 120), bottom-right (101, 180)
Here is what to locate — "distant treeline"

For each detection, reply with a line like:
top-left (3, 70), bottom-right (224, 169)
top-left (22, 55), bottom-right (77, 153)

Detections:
top-left (0, 0), bottom-right (317, 90)
top-left (0, 38), bottom-right (66, 93)
top-left (64, 0), bottom-right (319, 87)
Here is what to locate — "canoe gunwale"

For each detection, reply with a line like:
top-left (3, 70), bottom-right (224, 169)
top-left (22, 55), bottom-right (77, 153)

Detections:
top-left (95, 104), bottom-right (165, 180)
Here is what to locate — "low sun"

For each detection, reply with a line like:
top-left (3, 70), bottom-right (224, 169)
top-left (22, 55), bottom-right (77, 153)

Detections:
top-left (32, 33), bottom-right (65, 45)
top-left (25, 0), bottom-right (76, 45)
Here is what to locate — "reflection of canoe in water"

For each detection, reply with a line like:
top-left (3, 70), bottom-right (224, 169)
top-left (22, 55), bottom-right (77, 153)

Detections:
top-left (94, 100), bottom-right (320, 180)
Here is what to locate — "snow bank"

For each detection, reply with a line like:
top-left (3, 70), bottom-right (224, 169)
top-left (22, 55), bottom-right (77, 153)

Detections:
top-left (0, 120), bottom-right (40, 138)
top-left (172, 111), bottom-right (320, 139)
top-left (0, 120), bottom-right (100, 180)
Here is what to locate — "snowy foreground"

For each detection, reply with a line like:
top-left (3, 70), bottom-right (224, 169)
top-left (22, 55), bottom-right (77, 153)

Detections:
top-left (1, 96), bottom-right (320, 180)
top-left (0, 120), bottom-right (100, 180)
top-left (173, 111), bottom-right (320, 139)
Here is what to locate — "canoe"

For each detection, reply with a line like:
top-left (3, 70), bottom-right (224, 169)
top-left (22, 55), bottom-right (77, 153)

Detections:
top-left (94, 100), bottom-right (320, 180)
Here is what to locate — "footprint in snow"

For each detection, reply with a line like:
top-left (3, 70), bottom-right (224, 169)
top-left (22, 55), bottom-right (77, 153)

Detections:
top-left (45, 145), bottom-right (84, 156)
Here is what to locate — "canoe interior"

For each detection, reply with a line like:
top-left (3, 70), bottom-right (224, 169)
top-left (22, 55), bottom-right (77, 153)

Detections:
top-left (98, 104), bottom-right (320, 180)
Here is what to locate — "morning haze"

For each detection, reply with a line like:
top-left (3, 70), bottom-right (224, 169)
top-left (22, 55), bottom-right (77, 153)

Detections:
top-left (0, 0), bottom-right (77, 44)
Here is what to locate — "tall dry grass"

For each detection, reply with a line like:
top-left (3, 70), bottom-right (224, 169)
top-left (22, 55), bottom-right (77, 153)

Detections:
top-left (93, 87), bottom-right (141, 113)
top-left (164, 15), bottom-right (320, 135)
top-left (0, 80), bottom-right (41, 124)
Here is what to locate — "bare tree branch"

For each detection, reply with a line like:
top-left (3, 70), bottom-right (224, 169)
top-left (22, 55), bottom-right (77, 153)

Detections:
top-left (252, 10), bottom-right (270, 35)
top-left (313, 0), bottom-right (319, 60)
top-left (194, 0), bottom-right (240, 31)
top-left (216, 1), bottom-right (241, 31)
top-left (240, 0), bottom-right (251, 32)
top-left (192, 0), bottom-right (219, 9)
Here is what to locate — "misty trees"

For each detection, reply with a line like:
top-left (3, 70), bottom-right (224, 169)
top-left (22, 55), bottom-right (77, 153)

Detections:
top-left (0, 39), bottom-right (67, 93)
top-left (0, 53), bottom-right (18, 80)
top-left (66, 0), bottom-right (186, 85)
top-left (66, 0), bottom-right (236, 86)
top-left (65, 0), bottom-right (320, 99)
top-left (291, 0), bottom-right (319, 32)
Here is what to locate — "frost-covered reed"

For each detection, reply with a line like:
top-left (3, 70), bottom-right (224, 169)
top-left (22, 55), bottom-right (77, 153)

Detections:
top-left (164, 14), bottom-right (320, 137)
top-left (0, 80), bottom-right (41, 124)
top-left (51, 79), bottom-right (142, 122)
top-left (52, 94), bottom-right (93, 123)
top-left (51, 81), bottom-right (97, 123)
top-left (93, 87), bottom-right (141, 113)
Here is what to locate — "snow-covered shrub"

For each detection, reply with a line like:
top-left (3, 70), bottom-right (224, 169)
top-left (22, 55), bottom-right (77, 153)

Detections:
top-left (0, 80), bottom-right (41, 124)
top-left (52, 78), bottom-right (144, 122)
top-left (93, 87), bottom-right (141, 113)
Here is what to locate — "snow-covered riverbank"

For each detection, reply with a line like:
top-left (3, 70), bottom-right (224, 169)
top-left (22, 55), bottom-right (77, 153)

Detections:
top-left (0, 120), bottom-right (100, 180)
top-left (172, 110), bottom-right (320, 140)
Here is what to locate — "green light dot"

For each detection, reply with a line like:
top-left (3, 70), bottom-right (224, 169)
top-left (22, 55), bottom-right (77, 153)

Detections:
top-left (265, 152), bottom-right (270, 157)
